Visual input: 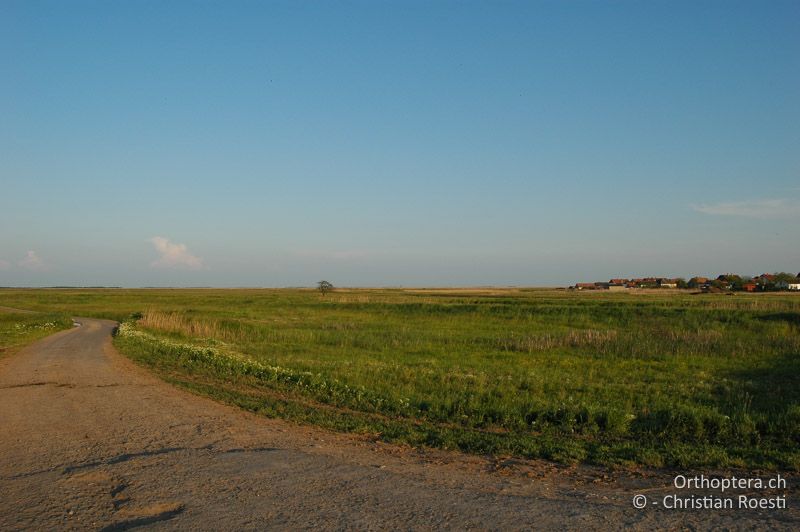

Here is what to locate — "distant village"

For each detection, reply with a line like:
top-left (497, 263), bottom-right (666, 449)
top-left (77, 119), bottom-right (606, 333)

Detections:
top-left (570, 272), bottom-right (800, 292)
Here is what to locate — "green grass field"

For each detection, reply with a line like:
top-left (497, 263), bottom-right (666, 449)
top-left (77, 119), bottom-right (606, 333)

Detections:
top-left (1, 288), bottom-right (798, 470)
top-left (0, 308), bottom-right (72, 358)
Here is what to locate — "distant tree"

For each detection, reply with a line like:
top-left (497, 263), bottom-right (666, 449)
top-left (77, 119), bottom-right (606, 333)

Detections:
top-left (317, 280), bottom-right (334, 296)
top-left (762, 279), bottom-right (778, 292)
top-left (688, 277), bottom-right (700, 288)
top-left (773, 272), bottom-right (796, 283)
top-left (676, 278), bottom-right (688, 289)
top-left (728, 275), bottom-right (752, 292)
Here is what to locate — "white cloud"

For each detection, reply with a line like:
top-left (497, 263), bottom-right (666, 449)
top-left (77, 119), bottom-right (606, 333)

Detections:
top-left (18, 250), bottom-right (46, 271)
top-left (149, 236), bottom-right (204, 270)
top-left (691, 199), bottom-right (800, 219)
top-left (0, 259), bottom-right (10, 270)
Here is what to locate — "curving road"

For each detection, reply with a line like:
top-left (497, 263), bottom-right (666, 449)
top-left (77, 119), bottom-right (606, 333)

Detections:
top-left (0, 318), bottom-right (796, 530)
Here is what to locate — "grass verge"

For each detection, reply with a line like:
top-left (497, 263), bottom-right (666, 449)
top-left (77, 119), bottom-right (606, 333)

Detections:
top-left (0, 311), bottom-right (73, 359)
top-left (114, 316), bottom-right (800, 470)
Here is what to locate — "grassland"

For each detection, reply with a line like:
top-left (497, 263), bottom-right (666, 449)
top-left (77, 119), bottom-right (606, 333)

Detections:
top-left (0, 307), bottom-right (72, 359)
top-left (1, 288), bottom-right (798, 470)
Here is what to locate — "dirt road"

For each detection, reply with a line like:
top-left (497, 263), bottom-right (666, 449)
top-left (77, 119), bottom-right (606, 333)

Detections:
top-left (0, 319), bottom-right (796, 530)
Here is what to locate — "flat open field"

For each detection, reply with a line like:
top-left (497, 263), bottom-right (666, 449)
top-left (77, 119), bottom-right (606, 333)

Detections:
top-left (2, 288), bottom-right (798, 470)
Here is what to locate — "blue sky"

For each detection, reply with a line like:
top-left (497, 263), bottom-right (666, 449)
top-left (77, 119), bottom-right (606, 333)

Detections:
top-left (1, 1), bottom-right (798, 287)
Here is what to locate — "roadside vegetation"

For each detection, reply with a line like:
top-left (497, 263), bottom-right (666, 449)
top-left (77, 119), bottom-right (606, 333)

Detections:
top-left (1, 288), bottom-right (798, 470)
top-left (0, 309), bottom-right (73, 358)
